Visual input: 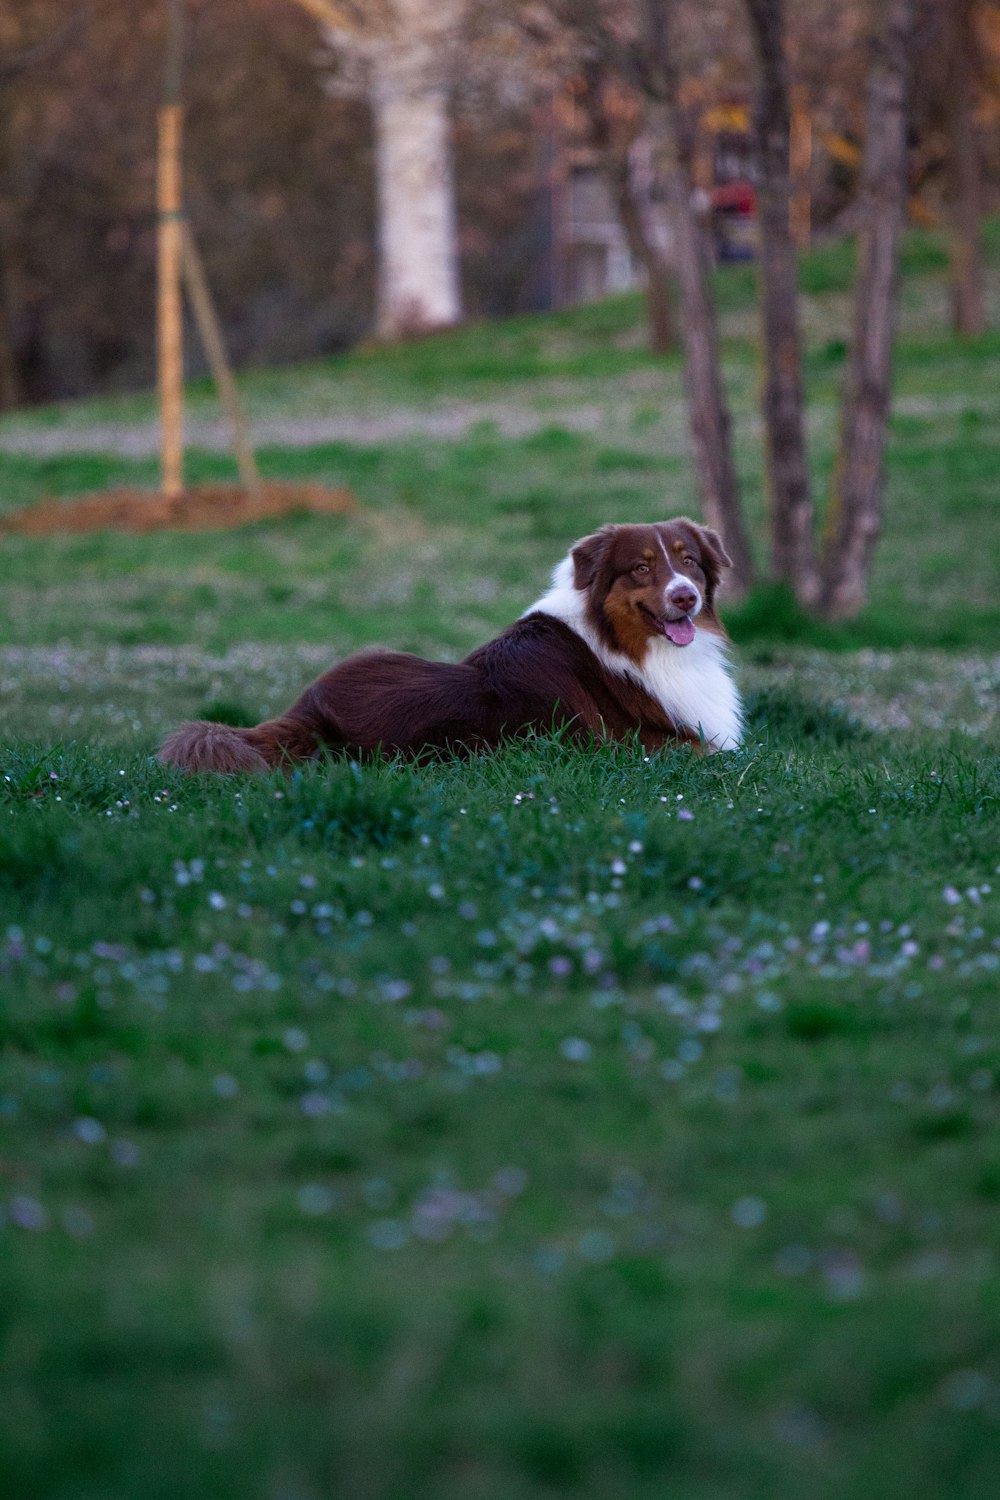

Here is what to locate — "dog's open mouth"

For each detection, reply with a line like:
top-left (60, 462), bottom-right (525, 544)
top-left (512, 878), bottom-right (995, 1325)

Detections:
top-left (641, 605), bottom-right (696, 647)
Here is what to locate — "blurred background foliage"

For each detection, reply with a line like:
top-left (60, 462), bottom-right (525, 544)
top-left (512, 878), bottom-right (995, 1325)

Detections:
top-left (0, 0), bottom-right (997, 405)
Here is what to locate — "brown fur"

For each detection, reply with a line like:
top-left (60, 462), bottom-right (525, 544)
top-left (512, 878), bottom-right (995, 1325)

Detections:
top-left (158, 520), bottom-right (731, 774)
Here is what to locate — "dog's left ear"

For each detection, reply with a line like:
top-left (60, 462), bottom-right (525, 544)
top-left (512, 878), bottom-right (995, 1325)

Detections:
top-left (694, 524), bottom-right (733, 571)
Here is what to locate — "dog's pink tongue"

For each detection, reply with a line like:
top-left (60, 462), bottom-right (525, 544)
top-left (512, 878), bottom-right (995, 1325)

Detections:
top-left (664, 617), bottom-right (695, 647)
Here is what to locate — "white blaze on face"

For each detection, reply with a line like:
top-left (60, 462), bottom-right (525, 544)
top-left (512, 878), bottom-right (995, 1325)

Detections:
top-left (657, 532), bottom-right (703, 618)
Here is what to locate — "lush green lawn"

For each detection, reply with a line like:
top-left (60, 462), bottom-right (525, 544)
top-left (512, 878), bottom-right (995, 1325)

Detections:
top-left (1, 226), bottom-right (999, 656)
top-left (1, 229), bottom-right (999, 1499)
top-left (2, 722), bottom-right (999, 1500)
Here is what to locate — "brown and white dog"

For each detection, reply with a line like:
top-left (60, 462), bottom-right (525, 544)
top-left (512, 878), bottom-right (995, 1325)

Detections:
top-left (158, 518), bottom-right (744, 773)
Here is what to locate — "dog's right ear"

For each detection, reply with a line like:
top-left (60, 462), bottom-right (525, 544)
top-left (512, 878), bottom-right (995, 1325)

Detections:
top-left (571, 526), bottom-right (614, 591)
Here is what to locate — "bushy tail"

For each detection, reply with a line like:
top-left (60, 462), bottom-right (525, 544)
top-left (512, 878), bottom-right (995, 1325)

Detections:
top-left (158, 720), bottom-right (274, 774)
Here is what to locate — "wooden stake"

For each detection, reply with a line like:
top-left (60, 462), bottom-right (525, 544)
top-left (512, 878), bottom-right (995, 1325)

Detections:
top-left (156, 103), bottom-right (184, 500)
top-left (181, 223), bottom-right (261, 494)
top-left (157, 0), bottom-right (186, 502)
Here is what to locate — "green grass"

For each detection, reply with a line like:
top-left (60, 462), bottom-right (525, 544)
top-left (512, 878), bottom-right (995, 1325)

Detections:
top-left (1, 724), bottom-right (999, 1500)
top-left (1, 225), bottom-right (999, 1500)
top-left (2, 389), bottom-right (1000, 652)
top-left (1, 224), bottom-right (998, 654)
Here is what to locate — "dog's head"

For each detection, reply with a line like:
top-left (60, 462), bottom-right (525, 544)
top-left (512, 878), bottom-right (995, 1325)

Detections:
top-left (570, 518), bottom-right (732, 658)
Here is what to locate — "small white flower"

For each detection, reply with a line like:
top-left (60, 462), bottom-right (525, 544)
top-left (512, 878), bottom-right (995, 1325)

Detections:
top-left (298, 1184), bottom-right (335, 1216)
top-left (73, 1117), bottom-right (106, 1146)
top-left (731, 1196), bottom-right (767, 1228)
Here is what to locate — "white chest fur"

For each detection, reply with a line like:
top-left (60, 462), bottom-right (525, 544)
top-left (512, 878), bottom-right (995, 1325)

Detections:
top-left (527, 558), bottom-right (744, 751)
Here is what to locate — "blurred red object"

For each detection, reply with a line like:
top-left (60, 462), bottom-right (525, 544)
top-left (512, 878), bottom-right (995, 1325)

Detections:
top-left (710, 182), bottom-right (756, 215)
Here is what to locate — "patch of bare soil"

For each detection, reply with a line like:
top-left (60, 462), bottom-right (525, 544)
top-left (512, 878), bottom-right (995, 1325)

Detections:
top-left (1, 481), bottom-right (356, 536)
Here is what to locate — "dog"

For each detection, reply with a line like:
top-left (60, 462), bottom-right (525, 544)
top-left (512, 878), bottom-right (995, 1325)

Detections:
top-left (158, 518), bottom-right (744, 773)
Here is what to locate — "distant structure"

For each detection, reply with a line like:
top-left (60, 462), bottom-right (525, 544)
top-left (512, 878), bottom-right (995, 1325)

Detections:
top-left (559, 138), bottom-right (672, 305)
top-left (548, 93), bottom-right (762, 310)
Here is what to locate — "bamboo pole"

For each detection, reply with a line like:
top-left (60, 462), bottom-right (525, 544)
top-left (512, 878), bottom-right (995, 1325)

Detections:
top-left (789, 84), bottom-right (812, 248)
top-left (157, 0), bottom-right (185, 501)
top-left (181, 224), bottom-right (261, 494)
top-left (288, 0), bottom-right (382, 36)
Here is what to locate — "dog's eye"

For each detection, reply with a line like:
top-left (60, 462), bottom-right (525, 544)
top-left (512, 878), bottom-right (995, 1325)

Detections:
top-left (682, 554), bottom-right (699, 568)
top-left (633, 562), bottom-right (650, 576)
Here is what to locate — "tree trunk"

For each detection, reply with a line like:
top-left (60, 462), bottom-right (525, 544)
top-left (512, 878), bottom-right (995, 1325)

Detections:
top-left (0, 245), bottom-right (23, 409)
top-left (947, 0), bottom-right (986, 337)
top-left (575, 61), bottom-right (674, 354)
top-left (744, 0), bottom-right (819, 606)
top-left (371, 48), bottom-right (460, 339)
top-left (608, 150), bottom-right (674, 354)
top-left (820, 0), bottom-right (913, 619)
top-left (660, 119), bottom-right (753, 593)
top-left (637, 0), bottom-right (754, 595)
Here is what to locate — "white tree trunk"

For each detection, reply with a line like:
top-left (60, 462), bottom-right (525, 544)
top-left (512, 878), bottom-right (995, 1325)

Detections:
top-left (372, 58), bottom-right (460, 338)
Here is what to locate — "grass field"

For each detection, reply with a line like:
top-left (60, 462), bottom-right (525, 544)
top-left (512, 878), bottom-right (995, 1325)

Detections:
top-left (1, 228), bottom-right (999, 1500)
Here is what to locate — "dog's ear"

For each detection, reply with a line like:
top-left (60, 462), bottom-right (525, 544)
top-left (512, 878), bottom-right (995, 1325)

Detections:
top-left (695, 524), bottom-right (733, 572)
top-left (669, 517), bottom-right (733, 572)
top-left (571, 526), bottom-right (615, 591)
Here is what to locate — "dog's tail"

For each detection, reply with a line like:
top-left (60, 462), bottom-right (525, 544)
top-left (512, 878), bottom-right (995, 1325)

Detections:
top-left (158, 720), bottom-right (272, 774)
top-left (158, 713), bottom-right (318, 774)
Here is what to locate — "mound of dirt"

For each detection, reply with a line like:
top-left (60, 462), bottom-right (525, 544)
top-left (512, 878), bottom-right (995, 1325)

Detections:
top-left (1, 481), bottom-right (357, 536)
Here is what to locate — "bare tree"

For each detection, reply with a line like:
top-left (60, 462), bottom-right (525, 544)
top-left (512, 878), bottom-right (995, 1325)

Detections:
top-left (821, 0), bottom-right (914, 618)
top-left (945, 0), bottom-right (987, 336)
top-left (744, 0), bottom-right (819, 606)
top-left (640, 0), bottom-right (754, 592)
top-left (0, 252), bottom-right (19, 410)
top-left (512, 0), bottom-right (752, 589)
top-left (575, 57), bottom-right (675, 353)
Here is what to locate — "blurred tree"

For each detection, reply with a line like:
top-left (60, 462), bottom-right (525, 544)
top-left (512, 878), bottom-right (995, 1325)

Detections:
top-left (0, 0), bottom-right (377, 401)
top-left (520, 0), bottom-right (754, 591)
top-left (944, 0), bottom-right (987, 335)
top-left (295, 0), bottom-right (464, 338)
top-left (0, 2), bottom-right (88, 407)
top-left (0, 0), bottom-right (989, 429)
top-left (737, 0), bottom-right (919, 617)
top-left (822, 0), bottom-right (914, 617)
top-left (0, 0), bottom-right (544, 403)
top-left (519, 0), bottom-right (926, 619)
top-left (574, 58), bottom-right (675, 353)
top-left (744, 0), bottom-right (817, 605)
top-left (512, 1), bottom-right (679, 354)
top-left (633, 0), bottom-right (754, 593)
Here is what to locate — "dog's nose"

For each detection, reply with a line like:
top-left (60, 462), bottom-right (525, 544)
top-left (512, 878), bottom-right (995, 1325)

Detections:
top-left (669, 585), bottom-right (697, 615)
